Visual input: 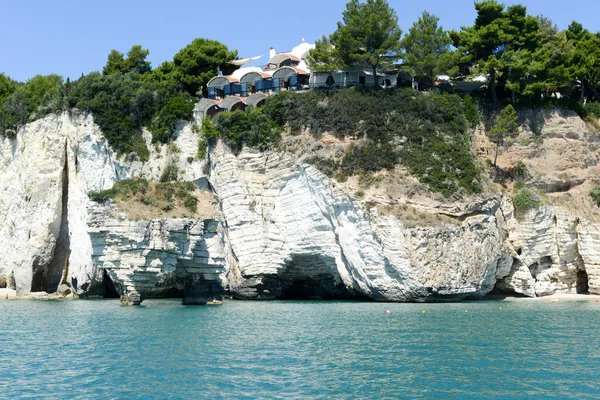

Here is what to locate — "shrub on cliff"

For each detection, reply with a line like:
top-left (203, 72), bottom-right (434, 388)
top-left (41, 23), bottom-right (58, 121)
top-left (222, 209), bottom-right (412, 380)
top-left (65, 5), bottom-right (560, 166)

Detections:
top-left (513, 187), bottom-right (541, 210)
top-left (584, 102), bottom-right (600, 118)
top-left (88, 178), bottom-right (198, 214)
top-left (204, 107), bottom-right (281, 152)
top-left (590, 186), bottom-right (600, 207)
top-left (209, 88), bottom-right (481, 196)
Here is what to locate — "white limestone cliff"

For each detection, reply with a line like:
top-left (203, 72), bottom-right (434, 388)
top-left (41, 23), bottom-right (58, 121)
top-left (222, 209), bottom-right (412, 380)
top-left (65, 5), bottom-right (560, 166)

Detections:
top-left (1, 110), bottom-right (599, 302)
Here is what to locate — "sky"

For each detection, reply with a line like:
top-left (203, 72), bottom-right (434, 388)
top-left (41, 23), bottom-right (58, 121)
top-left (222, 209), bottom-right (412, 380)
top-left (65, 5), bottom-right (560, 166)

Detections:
top-left (1, 0), bottom-right (599, 82)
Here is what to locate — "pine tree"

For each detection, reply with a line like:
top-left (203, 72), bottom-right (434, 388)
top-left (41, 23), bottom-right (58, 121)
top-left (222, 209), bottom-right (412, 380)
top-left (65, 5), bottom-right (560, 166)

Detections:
top-left (401, 11), bottom-right (451, 77)
top-left (331, 0), bottom-right (402, 87)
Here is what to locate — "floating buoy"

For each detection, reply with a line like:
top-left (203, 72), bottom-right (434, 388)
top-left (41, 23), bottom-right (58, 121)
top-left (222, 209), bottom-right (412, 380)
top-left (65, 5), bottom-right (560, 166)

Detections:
top-left (499, 307), bottom-right (502, 310)
top-left (386, 310), bottom-right (390, 315)
top-left (595, 299), bottom-right (599, 303)
top-left (465, 310), bottom-right (468, 313)
top-left (551, 299), bottom-right (558, 303)
top-left (422, 310), bottom-right (426, 314)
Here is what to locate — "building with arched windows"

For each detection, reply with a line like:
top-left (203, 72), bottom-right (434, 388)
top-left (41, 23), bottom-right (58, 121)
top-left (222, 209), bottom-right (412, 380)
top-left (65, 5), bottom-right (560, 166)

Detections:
top-left (201, 40), bottom-right (488, 116)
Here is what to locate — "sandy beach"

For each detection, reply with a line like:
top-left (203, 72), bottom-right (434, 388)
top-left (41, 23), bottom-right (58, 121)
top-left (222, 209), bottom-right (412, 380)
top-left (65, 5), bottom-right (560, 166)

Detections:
top-left (0, 288), bottom-right (17, 299)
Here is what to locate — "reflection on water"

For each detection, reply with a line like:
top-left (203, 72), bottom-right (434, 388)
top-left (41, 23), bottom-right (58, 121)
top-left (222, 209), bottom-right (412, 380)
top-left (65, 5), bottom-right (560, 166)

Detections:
top-left (1, 299), bottom-right (599, 399)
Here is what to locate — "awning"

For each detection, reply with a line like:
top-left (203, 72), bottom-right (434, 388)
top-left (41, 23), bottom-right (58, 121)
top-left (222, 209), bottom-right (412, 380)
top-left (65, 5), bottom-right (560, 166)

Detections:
top-left (228, 55), bottom-right (262, 66)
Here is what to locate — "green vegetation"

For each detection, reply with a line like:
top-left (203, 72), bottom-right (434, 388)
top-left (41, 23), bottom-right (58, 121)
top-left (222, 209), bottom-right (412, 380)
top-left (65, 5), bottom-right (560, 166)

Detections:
top-left (584, 102), bottom-right (600, 118)
top-left (330, 0), bottom-right (402, 86)
top-left (302, 0), bottom-right (600, 107)
top-left (0, 40), bottom-right (237, 160)
top-left (304, 156), bottom-right (339, 178)
top-left (513, 187), bottom-right (541, 210)
top-left (160, 164), bottom-right (180, 183)
top-left (202, 107), bottom-right (282, 153)
top-left (206, 88), bottom-right (481, 196)
top-left (489, 105), bottom-right (519, 168)
top-left (590, 187), bottom-right (600, 207)
top-left (514, 161), bottom-right (528, 179)
top-left (401, 11), bottom-right (453, 77)
top-left (89, 178), bottom-right (198, 213)
top-left (306, 35), bottom-right (344, 93)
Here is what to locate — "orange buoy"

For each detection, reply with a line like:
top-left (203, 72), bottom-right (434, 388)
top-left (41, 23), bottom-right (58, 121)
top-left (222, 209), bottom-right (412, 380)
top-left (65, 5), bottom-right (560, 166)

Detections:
top-left (386, 310), bottom-right (390, 315)
top-left (595, 299), bottom-right (599, 303)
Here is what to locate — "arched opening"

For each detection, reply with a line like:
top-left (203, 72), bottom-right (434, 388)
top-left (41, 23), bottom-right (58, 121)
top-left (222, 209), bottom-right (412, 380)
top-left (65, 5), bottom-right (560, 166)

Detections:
top-left (397, 71), bottom-right (413, 88)
top-left (326, 75), bottom-right (335, 86)
top-left (419, 75), bottom-right (434, 91)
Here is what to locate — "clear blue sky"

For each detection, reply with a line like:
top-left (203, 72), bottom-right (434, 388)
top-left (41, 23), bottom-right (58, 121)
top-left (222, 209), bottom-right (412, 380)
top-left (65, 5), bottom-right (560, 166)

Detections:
top-left (1, 0), bottom-right (598, 82)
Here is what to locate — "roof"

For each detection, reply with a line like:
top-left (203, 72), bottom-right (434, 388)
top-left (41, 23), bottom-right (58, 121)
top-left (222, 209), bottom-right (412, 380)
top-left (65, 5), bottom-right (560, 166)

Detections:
top-left (195, 99), bottom-right (220, 113)
top-left (231, 66), bottom-right (264, 80)
top-left (267, 53), bottom-right (300, 66)
top-left (245, 93), bottom-right (268, 107)
top-left (290, 41), bottom-right (315, 60)
top-left (272, 66), bottom-right (309, 79)
top-left (207, 75), bottom-right (239, 88)
top-left (239, 71), bottom-right (272, 84)
top-left (219, 96), bottom-right (244, 110)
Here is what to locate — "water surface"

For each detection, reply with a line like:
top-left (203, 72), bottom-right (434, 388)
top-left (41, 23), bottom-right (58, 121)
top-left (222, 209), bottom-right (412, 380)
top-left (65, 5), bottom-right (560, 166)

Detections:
top-left (1, 299), bottom-right (599, 399)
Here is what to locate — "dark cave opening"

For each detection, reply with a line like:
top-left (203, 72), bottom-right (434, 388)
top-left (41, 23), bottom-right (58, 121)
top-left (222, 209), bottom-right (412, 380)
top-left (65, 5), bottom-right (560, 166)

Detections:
top-left (270, 254), bottom-right (364, 300)
top-left (102, 270), bottom-right (120, 299)
top-left (282, 276), bottom-right (329, 300)
top-left (576, 269), bottom-right (589, 294)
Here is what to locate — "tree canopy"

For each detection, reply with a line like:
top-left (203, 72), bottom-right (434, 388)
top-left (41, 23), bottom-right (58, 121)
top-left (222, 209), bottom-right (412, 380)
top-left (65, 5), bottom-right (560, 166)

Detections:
top-left (331, 0), bottom-right (402, 86)
top-left (306, 35), bottom-right (345, 86)
top-left (401, 11), bottom-right (452, 77)
top-left (0, 38), bottom-right (237, 158)
top-left (171, 38), bottom-right (238, 97)
top-left (103, 45), bottom-right (152, 75)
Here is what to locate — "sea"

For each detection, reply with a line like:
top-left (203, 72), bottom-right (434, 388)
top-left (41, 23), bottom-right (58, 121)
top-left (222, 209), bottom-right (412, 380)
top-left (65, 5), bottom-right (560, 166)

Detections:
top-left (1, 299), bottom-right (599, 399)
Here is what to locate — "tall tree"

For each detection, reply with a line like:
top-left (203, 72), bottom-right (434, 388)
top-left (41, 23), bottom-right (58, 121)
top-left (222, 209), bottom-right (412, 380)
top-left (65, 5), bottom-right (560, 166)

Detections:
top-left (102, 50), bottom-right (126, 75)
top-left (489, 104), bottom-right (518, 168)
top-left (401, 11), bottom-right (451, 77)
top-left (331, 0), bottom-right (402, 86)
top-left (566, 24), bottom-right (600, 102)
top-left (125, 45), bottom-right (151, 74)
top-left (452, 1), bottom-right (538, 103)
top-left (102, 45), bottom-right (151, 75)
top-left (306, 35), bottom-right (345, 92)
top-left (518, 17), bottom-right (571, 101)
top-left (172, 38), bottom-right (238, 97)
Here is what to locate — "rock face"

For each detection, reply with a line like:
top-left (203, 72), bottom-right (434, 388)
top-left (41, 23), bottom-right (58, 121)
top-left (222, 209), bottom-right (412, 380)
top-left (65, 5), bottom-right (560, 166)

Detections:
top-left (0, 112), bottom-right (210, 300)
top-left (210, 141), bottom-right (509, 301)
top-left (495, 199), bottom-right (599, 296)
top-left (88, 203), bottom-right (226, 305)
top-left (1, 110), bottom-right (599, 303)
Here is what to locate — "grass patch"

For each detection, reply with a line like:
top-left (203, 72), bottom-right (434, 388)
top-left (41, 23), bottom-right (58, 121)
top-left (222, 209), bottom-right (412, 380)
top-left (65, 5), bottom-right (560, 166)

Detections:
top-left (590, 186), bottom-right (600, 207)
top-left (88, 178), bottom-right (208, 218)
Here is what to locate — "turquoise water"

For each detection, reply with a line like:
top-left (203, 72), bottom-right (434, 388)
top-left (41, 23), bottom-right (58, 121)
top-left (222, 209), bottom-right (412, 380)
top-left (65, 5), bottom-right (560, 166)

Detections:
top-left (1, 299), bottom-right (599, 399)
